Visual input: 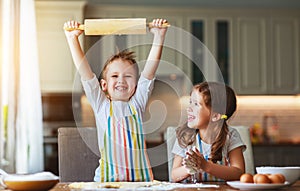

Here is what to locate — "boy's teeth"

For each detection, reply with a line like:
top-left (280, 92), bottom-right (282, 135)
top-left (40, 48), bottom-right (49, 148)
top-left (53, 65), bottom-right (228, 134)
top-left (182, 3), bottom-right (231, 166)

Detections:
top-left (116, 87), bottom-right (126, 90)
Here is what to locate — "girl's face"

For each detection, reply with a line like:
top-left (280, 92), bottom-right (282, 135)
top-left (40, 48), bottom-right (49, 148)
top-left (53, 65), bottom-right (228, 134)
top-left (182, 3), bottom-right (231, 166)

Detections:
top-left (187, 91), bottom-right (211, 129)
top-left (101, 59), bottom-right (137, 101)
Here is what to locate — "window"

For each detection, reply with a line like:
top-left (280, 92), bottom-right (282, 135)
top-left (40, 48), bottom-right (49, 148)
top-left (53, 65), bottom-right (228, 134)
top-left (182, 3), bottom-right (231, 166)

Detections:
top-left (216, 21), bottom-right (229, 84)
top-left (191, 20), bottom-right (204, 84)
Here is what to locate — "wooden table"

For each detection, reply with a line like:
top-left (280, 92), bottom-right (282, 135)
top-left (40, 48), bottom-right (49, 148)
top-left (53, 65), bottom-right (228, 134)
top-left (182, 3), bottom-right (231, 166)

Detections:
top-left (50, 181), bottom-right (300, 191)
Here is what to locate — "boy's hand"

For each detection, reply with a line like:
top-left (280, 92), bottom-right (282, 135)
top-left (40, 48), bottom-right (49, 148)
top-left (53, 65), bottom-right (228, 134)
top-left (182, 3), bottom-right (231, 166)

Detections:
top-left (149, 18), bottom-right (168, 37)
top-left (64, 20), bottom-right (83, 37)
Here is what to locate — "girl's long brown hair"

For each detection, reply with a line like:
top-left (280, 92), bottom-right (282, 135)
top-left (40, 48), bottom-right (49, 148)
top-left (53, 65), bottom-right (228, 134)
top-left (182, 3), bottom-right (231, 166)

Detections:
top-left (177, 82), bottom-right (237, 163)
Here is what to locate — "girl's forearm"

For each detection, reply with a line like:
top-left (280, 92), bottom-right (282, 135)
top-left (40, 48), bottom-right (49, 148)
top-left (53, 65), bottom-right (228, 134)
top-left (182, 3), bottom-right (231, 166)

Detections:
top-left (171, 166), bottom-right (190, 182)
top-left (204, 161), bottom-right (244, 181)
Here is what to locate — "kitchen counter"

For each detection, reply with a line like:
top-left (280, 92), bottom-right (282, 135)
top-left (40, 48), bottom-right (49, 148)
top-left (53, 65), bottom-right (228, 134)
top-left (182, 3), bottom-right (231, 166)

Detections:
top-left (49, 181), bottom-right (300, 191)
top-left (253, 143), bottom-right (300, 169)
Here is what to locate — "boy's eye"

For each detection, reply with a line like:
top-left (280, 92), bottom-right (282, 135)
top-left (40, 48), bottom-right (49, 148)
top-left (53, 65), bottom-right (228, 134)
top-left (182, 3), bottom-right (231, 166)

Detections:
top-left (111, 75), bottom-right (118, 78)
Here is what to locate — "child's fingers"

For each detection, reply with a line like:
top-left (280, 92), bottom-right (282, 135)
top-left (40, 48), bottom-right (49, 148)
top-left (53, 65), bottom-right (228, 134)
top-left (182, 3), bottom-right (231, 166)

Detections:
top-left (183, 163), bottom-right (198, 174)
top-left (183, 158), bottom-right (192, 166)
top-left (186, 149), bottom-right (197, 159)
top-left (187, 147), bottom-right (202, 159)
top-left (192, 147), bottom-right (201, 155)
top-left (192, 146), bottom-right (199, 152)
top-left (151, 18), bottom-right (168, 27)
top-left (152, 19), bottom-right (159, 27)
top-left (183, 156), bottom-right (198, 168)
top-left (158, 18), bottom-right (164, 26)
top-left (64, 20), bottom-right (80, 29)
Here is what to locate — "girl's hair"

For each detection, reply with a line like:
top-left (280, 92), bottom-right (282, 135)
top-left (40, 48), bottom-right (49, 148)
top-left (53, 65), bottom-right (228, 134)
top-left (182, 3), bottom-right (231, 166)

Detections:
top-left (98, 49), bottom-right (139, 81)
top-left (177, 82), bottom-right (237, 163)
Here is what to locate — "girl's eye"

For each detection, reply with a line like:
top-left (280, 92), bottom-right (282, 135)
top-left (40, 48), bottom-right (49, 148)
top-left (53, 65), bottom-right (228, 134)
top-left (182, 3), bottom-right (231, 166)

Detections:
top-left (189, 100), bottom-right (198, 106)
top-left (111, 75), bottom-right (118, 78)
top-left (125, 75), bottom-right (132, 78)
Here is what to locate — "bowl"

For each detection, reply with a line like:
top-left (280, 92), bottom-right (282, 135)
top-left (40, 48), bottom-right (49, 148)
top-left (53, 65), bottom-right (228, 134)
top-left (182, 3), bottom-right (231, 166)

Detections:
top-left (0, 171), bottom-right (59, 191)
top-left (256, 166), bottom-right (300, 185)
top-left (3, 179), bottom-right (59, 191)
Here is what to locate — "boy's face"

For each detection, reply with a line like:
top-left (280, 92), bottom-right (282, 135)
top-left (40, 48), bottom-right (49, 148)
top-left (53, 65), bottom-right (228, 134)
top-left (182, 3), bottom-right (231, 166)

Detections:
top-left (187, 91), bottom-right (211, 129)
top-left (101, 59), bottom-right (138, 101)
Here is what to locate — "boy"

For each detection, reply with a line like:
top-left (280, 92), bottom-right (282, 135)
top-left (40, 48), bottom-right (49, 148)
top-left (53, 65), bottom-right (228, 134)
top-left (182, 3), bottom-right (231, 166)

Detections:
top-left (64, 18), bottom-right (168, 182)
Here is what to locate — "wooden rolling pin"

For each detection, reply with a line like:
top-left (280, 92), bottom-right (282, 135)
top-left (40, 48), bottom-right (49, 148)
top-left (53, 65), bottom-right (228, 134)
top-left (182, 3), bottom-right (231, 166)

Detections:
top-left (64, 18), bottom-right (170, 35)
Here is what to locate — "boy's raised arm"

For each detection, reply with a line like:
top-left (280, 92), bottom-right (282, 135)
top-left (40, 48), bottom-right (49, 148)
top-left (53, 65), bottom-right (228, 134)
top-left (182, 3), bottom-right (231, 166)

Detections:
top-left (142, 19), bottom-right (168, 80)
top-left (64, 21), bottom-right (94, 80)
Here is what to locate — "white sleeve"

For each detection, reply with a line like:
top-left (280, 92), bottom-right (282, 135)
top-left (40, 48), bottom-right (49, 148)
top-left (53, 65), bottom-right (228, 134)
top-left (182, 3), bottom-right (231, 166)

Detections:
top-left (131, 75), bottom-right (155, 112)
top-left (171, 139), bottom-right (186, 158)
top-left (228, 128), bottom-right (246, 153)
top-left (81, 73), bottom-right (107, 112)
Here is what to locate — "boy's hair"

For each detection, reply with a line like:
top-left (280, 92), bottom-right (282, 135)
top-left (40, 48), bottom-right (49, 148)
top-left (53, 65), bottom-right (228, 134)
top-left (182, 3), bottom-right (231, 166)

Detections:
top-left (177, 82), bottom-right (237, 163)
top-left (98, 49), bottom-right (139, 81)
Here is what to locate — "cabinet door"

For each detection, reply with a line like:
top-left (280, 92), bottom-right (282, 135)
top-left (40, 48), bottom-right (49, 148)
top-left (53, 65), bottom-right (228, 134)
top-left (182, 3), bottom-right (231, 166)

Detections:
top-left (128, 16), bottom-right (186, 76)
top-left (36, 1), bottom-right (85, 92)
top-left (188, 17), bottom-right (232, 85)
top-left (270, 18), bottom-right (300, 94)
top-left (233, 17), bottom-right (268, 94)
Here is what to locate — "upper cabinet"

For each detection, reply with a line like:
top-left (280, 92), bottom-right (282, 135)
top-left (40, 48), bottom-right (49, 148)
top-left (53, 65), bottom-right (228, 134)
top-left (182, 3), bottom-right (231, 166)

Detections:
top-left (35, 0), bottom-right (86, 93)
top-left (187, 11), bottom-right (300, 95)
top-left (270, 17), bottom-right (300, 94)
top-left (232, 14), bottom-right (300, 94)
top-left (35, 2), bottom-right (300, 94)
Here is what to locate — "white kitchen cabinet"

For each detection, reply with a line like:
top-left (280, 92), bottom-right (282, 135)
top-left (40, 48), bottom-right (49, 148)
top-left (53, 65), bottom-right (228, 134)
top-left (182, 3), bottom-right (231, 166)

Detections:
top-left (36, 2), bottom-right (300, 94)
top-left (270, 17), bottom-right (300, 94)
top-left (232, 17), bottom-right (269, 94)
top-left (186, 11), bottom-right (300, 94)
top-left (232, 15), bottom-right (300, 94)
top-left (35, 1), bottom-right (86, 92)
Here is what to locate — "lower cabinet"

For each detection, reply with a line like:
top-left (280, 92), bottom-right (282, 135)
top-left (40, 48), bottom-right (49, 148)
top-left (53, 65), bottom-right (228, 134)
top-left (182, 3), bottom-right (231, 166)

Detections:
top-left (253, 144), bottom-right (300, 171)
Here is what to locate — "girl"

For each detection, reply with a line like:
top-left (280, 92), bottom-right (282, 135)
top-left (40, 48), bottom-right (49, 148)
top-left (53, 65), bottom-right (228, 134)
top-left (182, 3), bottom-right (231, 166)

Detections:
top-left (171, 82), bottom-right (245, 182)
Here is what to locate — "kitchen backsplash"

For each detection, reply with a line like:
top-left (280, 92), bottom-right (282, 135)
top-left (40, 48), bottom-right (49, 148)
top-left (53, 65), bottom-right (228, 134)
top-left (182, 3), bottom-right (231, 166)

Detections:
top-left (81, 93), bottom-right (300, 143)
top-left (229, 96), bottom-right (300, 143)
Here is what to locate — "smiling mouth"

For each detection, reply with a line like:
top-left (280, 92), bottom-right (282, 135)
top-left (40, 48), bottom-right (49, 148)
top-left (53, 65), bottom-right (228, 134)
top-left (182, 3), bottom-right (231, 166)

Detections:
top-left (115, 86), bottom-right (127, 91)
top-left (187, 115), bottom-right (195, 122)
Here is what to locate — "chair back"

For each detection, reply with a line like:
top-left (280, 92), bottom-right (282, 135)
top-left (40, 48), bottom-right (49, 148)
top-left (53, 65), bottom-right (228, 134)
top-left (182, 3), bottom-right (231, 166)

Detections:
top-left (164, 126), bottom-right (177, 182)
top-left (232, 126), bottom-right (254, 174)
top-left (58, 127), bottom-right (100, 182)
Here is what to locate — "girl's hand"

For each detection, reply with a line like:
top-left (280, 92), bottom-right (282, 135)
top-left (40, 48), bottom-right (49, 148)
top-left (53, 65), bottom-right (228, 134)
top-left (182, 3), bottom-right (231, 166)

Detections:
top-left (183, 147), bottom-right (207, 174)
top-left (182, 161), bottom-right (198, 175)
top-left (63, 20), bottom-right (83, 37)
top-left (149, 18), bottom-right (168, 37)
